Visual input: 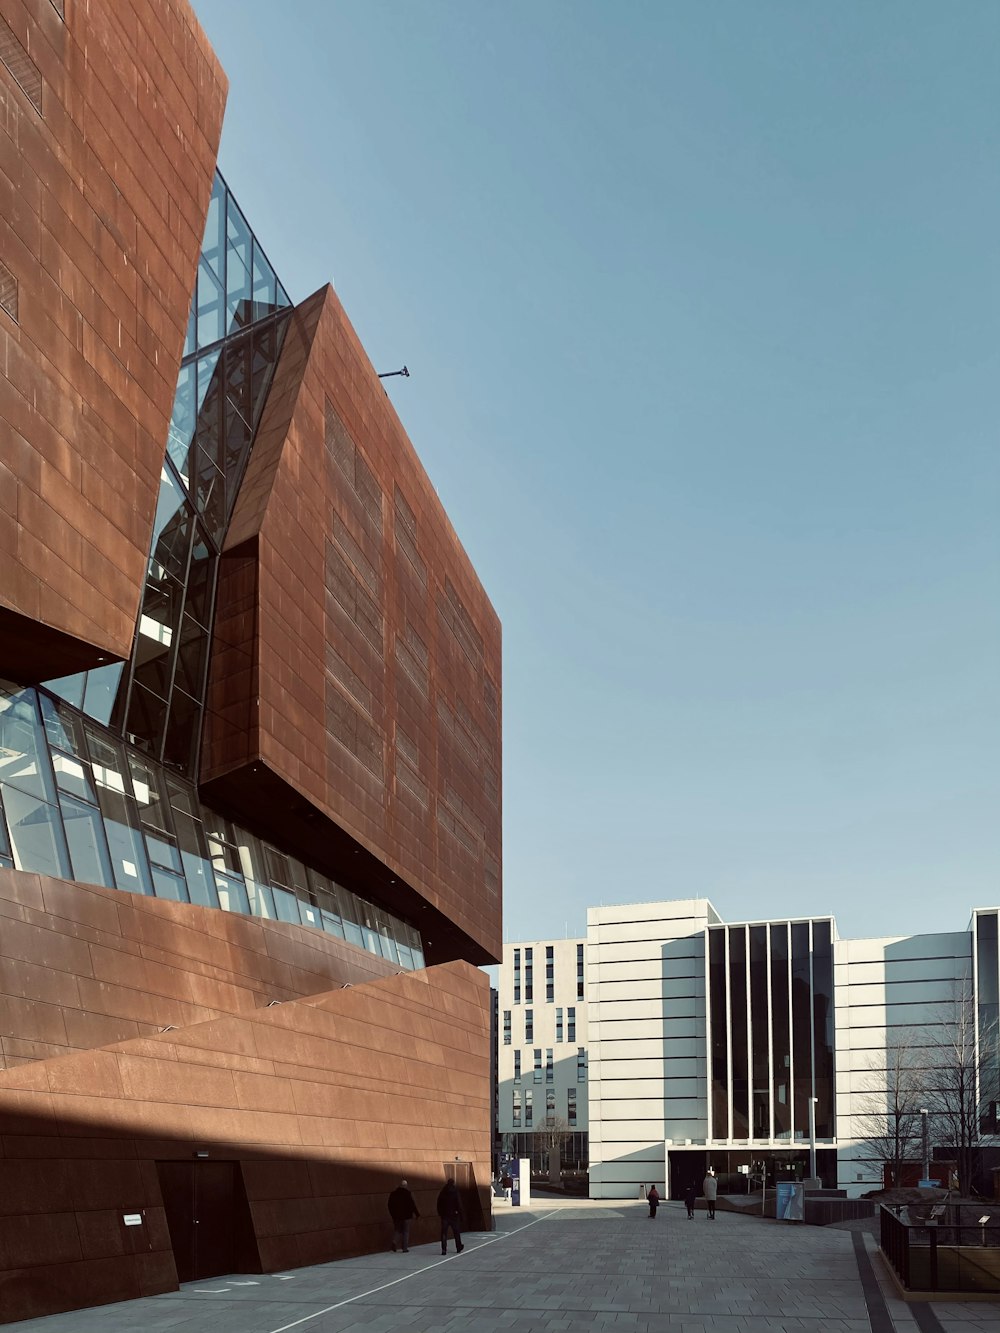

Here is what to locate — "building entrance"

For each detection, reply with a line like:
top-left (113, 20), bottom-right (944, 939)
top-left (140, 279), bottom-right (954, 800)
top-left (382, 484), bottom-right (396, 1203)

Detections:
top-left (156, 1160), bottom-right (259, 1283)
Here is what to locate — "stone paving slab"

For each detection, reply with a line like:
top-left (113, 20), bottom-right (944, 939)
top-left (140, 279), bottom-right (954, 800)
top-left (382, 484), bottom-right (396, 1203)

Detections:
top-left (5, 1198), bottom-right (999, 1333)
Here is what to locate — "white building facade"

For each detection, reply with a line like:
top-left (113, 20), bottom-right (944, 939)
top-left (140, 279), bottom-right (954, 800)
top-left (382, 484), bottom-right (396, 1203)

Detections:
top-left (499, 900), bottom-right (1000, 1198)
top-left (497, 937), bottom-right (589, 1170)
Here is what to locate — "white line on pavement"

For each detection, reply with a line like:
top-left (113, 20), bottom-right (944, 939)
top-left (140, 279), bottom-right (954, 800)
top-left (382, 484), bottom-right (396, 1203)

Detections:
top-left (266, 1210), bottom-right (560, 1333)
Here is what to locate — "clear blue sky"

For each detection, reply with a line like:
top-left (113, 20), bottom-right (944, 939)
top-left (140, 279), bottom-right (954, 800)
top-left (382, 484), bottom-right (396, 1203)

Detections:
top-left (194, 1), bottom-right (1000, 944)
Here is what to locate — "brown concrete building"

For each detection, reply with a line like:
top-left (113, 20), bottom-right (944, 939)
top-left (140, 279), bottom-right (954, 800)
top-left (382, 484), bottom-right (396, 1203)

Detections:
top-left (0, 0), bottom-right (500, 1321)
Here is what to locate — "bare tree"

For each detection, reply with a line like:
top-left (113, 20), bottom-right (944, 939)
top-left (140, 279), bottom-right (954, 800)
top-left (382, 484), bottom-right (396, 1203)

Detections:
top-left (536, 1114), bottom-right (572, 1181)
top-left (853, 1031), bottom-right (926, 1188)
top-left (924, 978), bottom-right (1000, 1195)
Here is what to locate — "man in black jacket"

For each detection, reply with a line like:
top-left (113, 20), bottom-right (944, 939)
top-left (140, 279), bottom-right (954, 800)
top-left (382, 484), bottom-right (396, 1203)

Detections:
top-left (436, 1177), bottom-right (464, 1255)
top-left (387, 1179), bottom-right (420, 1252)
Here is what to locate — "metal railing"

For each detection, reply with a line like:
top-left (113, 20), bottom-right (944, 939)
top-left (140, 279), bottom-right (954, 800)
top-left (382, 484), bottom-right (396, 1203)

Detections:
top-left (880, 1203), bottom-right (1000, 1293)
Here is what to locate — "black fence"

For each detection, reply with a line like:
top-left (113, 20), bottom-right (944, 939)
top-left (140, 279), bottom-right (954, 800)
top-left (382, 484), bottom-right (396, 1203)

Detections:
top-left (880, 1203), bottom-right (1000, 1294)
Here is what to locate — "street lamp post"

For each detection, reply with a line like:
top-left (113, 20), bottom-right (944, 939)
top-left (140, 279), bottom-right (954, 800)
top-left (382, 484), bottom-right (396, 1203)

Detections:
top-left (920, 1108), bottom-right (930, 1184)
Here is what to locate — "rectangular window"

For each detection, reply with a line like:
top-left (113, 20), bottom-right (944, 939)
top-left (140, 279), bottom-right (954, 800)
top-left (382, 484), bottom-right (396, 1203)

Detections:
top-left (546, 944), bottom-right (554, 1001)
top-left (555, 1007), bottom-right (563, 1043)
top-left (525, 1008), bottom-right (533, 1043)
top-left (546, 1048), bottom-right (554, 1083)
top-left (577, 942), bottom-right (584, 1000)
top-left (513, 948), bottom-right (521, 1005)
top-left (513, 1050), bottom-right (521, 1084)
top-left (729, 924), bottom-right (749, 1138)
top-left (525, 1089), bottom-right (533, 1127)
top-left (512, 1089), bottom-right (521, 1128)
top-left (546, 1088), bottom-right (555, 1116)
top-left (525, 946), bottom-right (533, 1002)
top-left (567, 1006), bottom-right (576, 1042)
top-left (577, 1046), bottom-right (587, 1082)
top-left (568, 1087), bottom-right (577, 1126)
top-left (534, 1048), bottom-right (542, 1083)
top-left (503, 1009), bottom-right (511, 1045)
top-left (708, 926), bottom-right (729, 1140)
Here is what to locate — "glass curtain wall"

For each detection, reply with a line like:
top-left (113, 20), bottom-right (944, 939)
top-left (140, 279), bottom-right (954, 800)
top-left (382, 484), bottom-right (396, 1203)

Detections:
top-left (0, 680), bottom-right (425, 969)
top-left (976, 911), bottom-right (1000, 1131)
top-left (708, 919), bottom-right (835, 1143)
top-left (45, 172), bottom-right (291, 777)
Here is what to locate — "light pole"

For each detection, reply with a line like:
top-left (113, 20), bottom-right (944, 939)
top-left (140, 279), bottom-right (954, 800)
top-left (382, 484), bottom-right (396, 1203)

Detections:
top-left (920, 1108), bottom-right (929, 1184)
top-left (808, 1097), bottom-right (818, 1182)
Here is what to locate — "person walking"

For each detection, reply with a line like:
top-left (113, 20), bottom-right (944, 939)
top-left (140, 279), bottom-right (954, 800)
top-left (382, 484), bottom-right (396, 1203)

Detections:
top-left (702, 1168), bottom-right (718, 1220)
top-left (683, 1180), bottom-right (697, 1218)
top-left (437, 1177), bottom-right (464, 1254)
top-left (647, 1184), bottom-right (660, 1218)
top-left (387, 1178), bottom-right (420, 1252)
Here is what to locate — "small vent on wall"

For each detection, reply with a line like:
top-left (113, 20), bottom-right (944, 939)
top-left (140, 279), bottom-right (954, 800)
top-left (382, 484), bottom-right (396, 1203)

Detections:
top-left (0, 17), bottom-right (42, 114)
top-left (0, 260), bottom-right (17, 322)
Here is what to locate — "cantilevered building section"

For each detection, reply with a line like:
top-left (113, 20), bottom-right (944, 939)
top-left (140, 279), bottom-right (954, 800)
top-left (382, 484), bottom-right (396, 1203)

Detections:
top-left (0, 0), bottom-right (500, 1321)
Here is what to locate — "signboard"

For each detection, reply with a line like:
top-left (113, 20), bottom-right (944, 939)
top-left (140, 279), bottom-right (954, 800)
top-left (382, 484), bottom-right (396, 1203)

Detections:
top-left (510, 1157), bottom-right (520, 1207)
top-left (123, 1214), bottom-right (143, 1227)
top-left (775, 1182), bottom-right (804, 1222)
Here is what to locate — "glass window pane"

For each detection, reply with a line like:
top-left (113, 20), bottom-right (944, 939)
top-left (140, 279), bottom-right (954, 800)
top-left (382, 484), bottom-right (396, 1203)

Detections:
top-left (3, 787), bottom-right (71, 879)
top-left (215, 875), bottom-right (249, 914)
top-left (184, 526), bottom-right (215, 629)
top-left (126, 683), bottom-right (168, 759)
top-left (226, 252), bottom-right (252, 333)
top-left (83, 663), bottom-right (124, 727)
top-left (250, 323), bottom-right (277, 427)
top-left (246, 879), bottom-right (276, 920)
top-left (40, 695), bottom-right (86, 756)
top-left (182, 849), bottom-right (217, 908)
top-left (272, 886), bottom-right (300, 924)
top-left (201, 174), bottom-right (226, 281)
top-left (52, 751), bottom-right (97, 804)
top-left (152, 865), bottom-right (189, 902)
top-left (299, 900), bottom-right (321, 931)
top-left (321, 908), bottom-right (345, 939)
top-left (197, 259), bottom-right (225, 348)
top-left (251, 243), bottom-right (277, 320)
top-left (0, 685), bottom-right (56, 802)
top-left (128, 754), bottom-right (169, 831)
top-left (163, 691), bottom-right (199, 773)
top-left (60, 792), bottom-right (114, 887)
top-left (42, 673), bottom-right (86, 712)
top-left (225, 192), bottom-right (252, 271)
top-left (168, 361), bottom-right (197, 483)
top-left (145, 830), bottom-right (182, 873)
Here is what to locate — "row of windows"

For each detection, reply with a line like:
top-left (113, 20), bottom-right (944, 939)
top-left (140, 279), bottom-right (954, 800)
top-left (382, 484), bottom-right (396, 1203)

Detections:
top-left (512, 944), bottom-right (567, 1004)
top-left (502, 1006), bottom-right (577, 1045)
top-left (0, 682), bottom-right (425, 970)
top-left (511, 1086), bottom-right (579, 1128)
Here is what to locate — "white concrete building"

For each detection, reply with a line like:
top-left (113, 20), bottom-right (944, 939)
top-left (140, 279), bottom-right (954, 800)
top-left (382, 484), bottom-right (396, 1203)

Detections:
top-left (497, 937), bottom-right (589, 1169)
top-left (498, 901), bottom-right (1000, 1198)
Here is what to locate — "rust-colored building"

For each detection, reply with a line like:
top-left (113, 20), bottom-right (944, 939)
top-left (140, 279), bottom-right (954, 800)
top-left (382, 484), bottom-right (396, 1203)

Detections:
top-left (0, 0), bottom-right (500, 1321)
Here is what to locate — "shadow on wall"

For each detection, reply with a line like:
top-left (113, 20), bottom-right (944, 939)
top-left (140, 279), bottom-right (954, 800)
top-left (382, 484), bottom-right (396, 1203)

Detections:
top-left (0, 1099), bottom-right (489, 1325)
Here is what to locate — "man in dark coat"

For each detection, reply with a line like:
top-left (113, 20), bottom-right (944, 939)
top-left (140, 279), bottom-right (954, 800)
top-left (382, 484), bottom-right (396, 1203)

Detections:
top-left (683, 1180), bottom-right (697, 1219)
top-left (436, 1177), bottom-right (464, 1255)
top-left (387, 1178), bottom-right (419, 1252)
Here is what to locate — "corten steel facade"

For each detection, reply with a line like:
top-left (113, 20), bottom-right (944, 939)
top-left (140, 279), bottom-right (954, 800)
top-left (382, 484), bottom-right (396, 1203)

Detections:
top-left (0, 0), bottom-right (501, 1321)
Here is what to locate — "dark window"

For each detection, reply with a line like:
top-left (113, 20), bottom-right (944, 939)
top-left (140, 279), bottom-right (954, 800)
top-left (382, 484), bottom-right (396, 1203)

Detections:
top-left (525, 947), bottom-right (533, 1002)
top-left (577, 1047), bottom-right (587, 1082)
top-left (555, 1008), bottom-right (563, 1043)
top-left (750, 924), bottom-right (769, 1139)
top-left (525, 1090), bottom-right (533, 1127)
top-left (525, 1009), bottom-right (533, 1043)
top-left (770, 922), bottom-right (791, 1139)
top-left (729, 925), bottom-right (749, 1138)
top-left (512, 1090), bottom-right (521, 1128)
top-left (546, 944), bottom-right (554, 1001)
top-left (503, 1010), bottom-right (511, 1046)
top-left (812, 920), bottom-right (835, 1138)
top-left (708, 928), bottom-right (729, 1139)
top-left (546, 1048), bottom-right (554, 1084)
top-left (513, 948), bottom-right (521, 1005)
top-left (513, 1051), bottom-right (521, 1084)
top-left (567, 1006), bottom-right (576, 1042)
top-left (534, 1049), bottom-right (542, 1083)
top-left (577, 942), bottom-right (585, 999)
top-left (791, 921), bottom-right (813, 1139)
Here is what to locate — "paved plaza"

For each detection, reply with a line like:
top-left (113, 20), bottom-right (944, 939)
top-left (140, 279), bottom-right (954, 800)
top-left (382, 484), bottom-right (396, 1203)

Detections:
top-left (7, 1198), bottom-right (998, 1333)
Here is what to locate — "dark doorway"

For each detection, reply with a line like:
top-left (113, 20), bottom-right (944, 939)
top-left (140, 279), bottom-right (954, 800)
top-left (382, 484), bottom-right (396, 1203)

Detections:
top-left (667, 1149), bottom-right (707, 1200)
top-left (443, 1160), bottom-right (485, 1232)
top-left (156, 1160), bottom-right (259, 1283)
